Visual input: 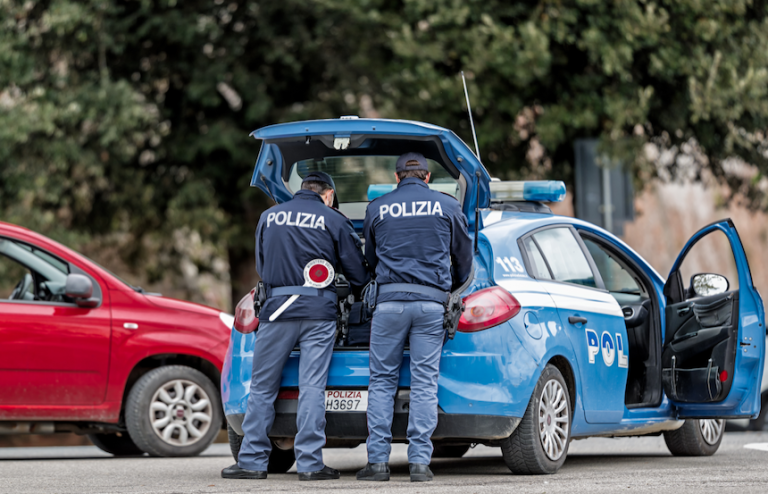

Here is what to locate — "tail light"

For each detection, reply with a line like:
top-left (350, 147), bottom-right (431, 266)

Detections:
top-left (234, 289), bottom-right (259, 334)
top-left (458, 286), bottom-right (521, 332)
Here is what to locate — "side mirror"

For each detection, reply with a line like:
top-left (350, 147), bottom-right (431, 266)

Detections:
top-left (65, 274), bottom-right (99, 308)
top-left (691, 273), bottom-right (729, 298)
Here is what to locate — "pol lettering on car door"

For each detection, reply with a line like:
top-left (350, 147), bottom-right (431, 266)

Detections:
top-left (586, 330), bottom-right (628, 368)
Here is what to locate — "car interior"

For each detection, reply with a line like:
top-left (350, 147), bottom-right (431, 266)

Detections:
top-left (660, 231), bottom-right (740, 404)
top-left (577, 231), bottom-right (662, 408)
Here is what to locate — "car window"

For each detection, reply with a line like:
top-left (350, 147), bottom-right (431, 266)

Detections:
top-left (0, 253), bottom-right (33, 299)
top-left (286, 155), bottom-right (459, 219)
top-left (522, 237), bottom-right (552, 280)
top-left (0, 238), bottom-right (70, 302)
top-left (531, 228), bottom-right (597, 288)
top-left (583, 238), bottom-right (641, 295)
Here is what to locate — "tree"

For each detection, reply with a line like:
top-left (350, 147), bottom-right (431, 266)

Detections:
top-left (2, 0), bottom-right (768, 309)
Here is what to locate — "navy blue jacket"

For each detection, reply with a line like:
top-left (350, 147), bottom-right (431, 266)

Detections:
top-left (363, 177), bottom-right (473, 304)
top-left (255, 190), bottom-right (369, 321)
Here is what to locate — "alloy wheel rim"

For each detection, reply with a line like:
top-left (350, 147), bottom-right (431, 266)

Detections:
top-left (149, 379), bottom-right (212, 446)
top-left (699, 419), bottom-right (724, 445)
top-left (538, 379), bottom-right (570, 461)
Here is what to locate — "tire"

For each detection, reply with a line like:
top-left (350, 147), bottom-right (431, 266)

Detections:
top-left (88, 432), bottom-right (144, 456)
top-left (500, 364), bottom-right (572, 474)
top-left (664, 419), bottom-right (724, 456)
top-left (227, 424), bottom-right (296, 473)
top-left (227, 424), bottom-right (243, 462)
top-left (432, 443), bottom-right (471, 458)
top-left (125, 365), bottom-right (222, 457)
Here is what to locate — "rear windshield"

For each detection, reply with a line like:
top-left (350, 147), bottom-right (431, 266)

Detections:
top-left (287, 156), bottom-right (459, 218)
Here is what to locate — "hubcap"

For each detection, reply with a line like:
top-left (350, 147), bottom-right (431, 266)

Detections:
top-left (699, 419), bottom-right (724, 446)
top-left (538, 379), bottom-right (569, 461)
top-left (149, 379), bottom-right (212, 446)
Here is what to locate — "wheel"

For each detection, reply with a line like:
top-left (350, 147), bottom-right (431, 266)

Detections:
top-left (432, 443), bottom-right (470, 458)
top-left (500, 364), bottom-right (571, 474)
top-left (125, 365), bottom-right (222, 457)
top-left (664, 419), bottom-right (724, 456)
top-left (88, 432), bottom-right (144, 456)
top-left (227, 424), bottom-right (296, 473)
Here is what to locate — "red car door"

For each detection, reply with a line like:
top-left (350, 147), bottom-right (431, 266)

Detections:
top-left (0, 236), bottom-right (111, 409)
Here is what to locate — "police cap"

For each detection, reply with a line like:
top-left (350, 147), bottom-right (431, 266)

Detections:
top-left (302, 171), bottom-right (339, 208)
top-left (395, 152), bottom-right (429, 172)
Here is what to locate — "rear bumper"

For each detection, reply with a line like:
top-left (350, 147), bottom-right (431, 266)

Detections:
top-left (226, 411), bottom-right (519, 442)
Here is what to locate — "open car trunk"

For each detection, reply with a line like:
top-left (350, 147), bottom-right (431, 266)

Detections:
top-left (249, 118), bottom-right (491, 233)
top-left (249, 118), bottom-right (491, 349)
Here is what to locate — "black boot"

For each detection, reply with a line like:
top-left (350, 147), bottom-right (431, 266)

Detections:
top-left (298, 465), bottom-right (341, 481)
top-left (409, 463), bottom-right (433, 482)
top-left (221, 464), bottom-right (267, 479)
top-left (356, 462), bottom-right (390, 481)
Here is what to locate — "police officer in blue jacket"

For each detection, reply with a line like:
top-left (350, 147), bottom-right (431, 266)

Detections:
top-left (356, 153), bottom-right (473, 482)
top-left (222, 171), bottom-right (369, 481)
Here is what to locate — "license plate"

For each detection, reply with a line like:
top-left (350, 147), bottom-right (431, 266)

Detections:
top-left (324, 390), bottom-right (368, 412)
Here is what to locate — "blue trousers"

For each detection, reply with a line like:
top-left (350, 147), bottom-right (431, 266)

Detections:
top-left (366, 301), bottom-right (444, 465)
top-left (238, 319), bottom-right (335, 473)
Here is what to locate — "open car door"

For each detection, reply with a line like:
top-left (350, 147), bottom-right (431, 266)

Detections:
top-left (661, 219), bottom-right (765, 418)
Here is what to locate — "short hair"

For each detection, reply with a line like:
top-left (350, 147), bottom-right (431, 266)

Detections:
top-left (301, 180), bottom-right (333, 194)
top-left (396, 168), bottom-right (429, 181)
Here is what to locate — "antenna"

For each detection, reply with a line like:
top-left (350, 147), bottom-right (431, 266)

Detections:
top-left (461, 71), bottom-right (481, 162)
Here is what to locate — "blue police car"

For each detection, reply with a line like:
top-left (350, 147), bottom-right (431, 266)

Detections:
top-left (221, 117), bottom-right (765, 474)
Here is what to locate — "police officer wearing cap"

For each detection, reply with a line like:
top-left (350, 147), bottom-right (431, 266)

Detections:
top-left (357, 153), bottom-right (473, 482)
top-left (222, 171), bottom-right (368, 481)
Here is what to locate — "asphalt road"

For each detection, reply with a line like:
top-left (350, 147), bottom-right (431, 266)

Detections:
top-left (2, 432), bottom-right (768, 494)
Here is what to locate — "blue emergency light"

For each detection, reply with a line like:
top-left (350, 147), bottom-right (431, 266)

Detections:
top-left (489, 180), bottom-right (566, 203)
top-left (367, 183), bottom-right (459, 201)
top-left (367, 185), bottom-right (396, 201)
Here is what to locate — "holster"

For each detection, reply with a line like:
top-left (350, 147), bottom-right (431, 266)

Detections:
top-left (337, 294), bottom-right (353, 343)
top-left (443, 292), bottom-right (465, 340)
top-left (362, 280), bottom-right (378, 313)
top-left (254, 281), bottom-right (266, 318)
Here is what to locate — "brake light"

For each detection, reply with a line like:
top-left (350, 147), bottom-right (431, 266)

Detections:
top-left (458, 286), bottom-right (521, 332)
top-left (233, 289), bottom-right (259, 334)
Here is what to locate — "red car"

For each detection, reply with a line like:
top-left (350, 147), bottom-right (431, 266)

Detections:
top-left (0, 221), bottom-right (233, 457)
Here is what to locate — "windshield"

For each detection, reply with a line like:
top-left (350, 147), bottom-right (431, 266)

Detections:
top-left (287, 156), bottom-right (459, 218)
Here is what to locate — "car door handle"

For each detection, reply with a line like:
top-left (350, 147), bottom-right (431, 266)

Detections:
top-left (568, 316), bottom-right (588, 325)
top-left (677, 306), bottom-right (691, 316)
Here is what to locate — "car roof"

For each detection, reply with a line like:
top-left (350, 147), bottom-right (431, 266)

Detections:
top-left (480, 211), bottom-right (665, 282)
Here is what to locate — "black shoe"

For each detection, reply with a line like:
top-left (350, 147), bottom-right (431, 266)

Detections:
top-left (409, 463), bottom-right (433, 482)
top-left (221, 464), bottom-right (267, 479)
top-left (298, 465), bottom-right (340, 481)
top-left (356, 462), bottom-right (390, 481)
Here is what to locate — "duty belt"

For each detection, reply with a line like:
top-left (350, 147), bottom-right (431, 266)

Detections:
top-left (377, 283), bottom-right (449, 302)
top-left (268, 286), bottom-right (337, 302)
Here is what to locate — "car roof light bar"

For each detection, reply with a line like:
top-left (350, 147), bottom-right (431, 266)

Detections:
top-left (489, 181), bottom-right (566, 203)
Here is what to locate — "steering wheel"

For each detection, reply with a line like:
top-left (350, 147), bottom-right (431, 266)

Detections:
top-left (9, 273), bottom-right (33, 300)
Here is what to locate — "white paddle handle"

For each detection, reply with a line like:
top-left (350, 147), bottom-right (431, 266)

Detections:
top-left (268, 294), bottom-right (300, 321)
